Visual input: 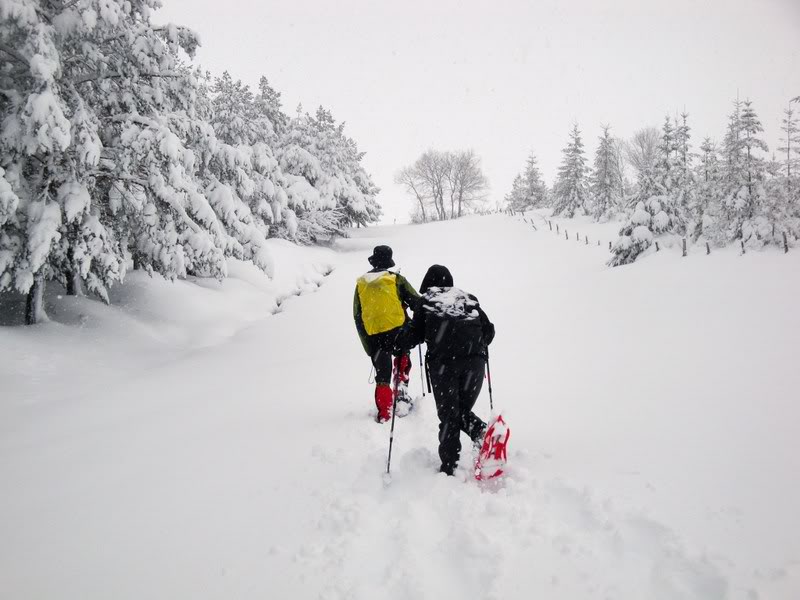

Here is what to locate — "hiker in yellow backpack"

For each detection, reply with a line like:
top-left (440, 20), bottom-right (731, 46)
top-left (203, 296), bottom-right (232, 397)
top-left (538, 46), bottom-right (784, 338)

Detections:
top-left (353, 245), bottom-right (420, 423)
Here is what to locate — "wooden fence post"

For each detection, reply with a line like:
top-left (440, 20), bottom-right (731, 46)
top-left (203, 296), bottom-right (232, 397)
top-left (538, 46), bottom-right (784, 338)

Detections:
top-left (682, 238), bottom-right (687, 257)
top-left (556, 224), bottom-right (560, 234)
top-left (585, 235), bottom-right (588, 245)
top-left (706, 241), bottom-right (710, 255)
top-left (655, 241), bottom-right (660, 252)
top-left (740, 240), bottom-right (746, 255)
top-left (565, 230), bottom-right (568, 240)
top-left (548, 221), bottom-right (552, 231)
top-left (608, 241), bottom-right (612, 250)
top-left (783, 231), bottom-right (789, 253)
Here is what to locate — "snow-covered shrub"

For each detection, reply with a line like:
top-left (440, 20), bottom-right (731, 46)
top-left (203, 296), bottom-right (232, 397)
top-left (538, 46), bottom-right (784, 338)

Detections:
top-left (609, 196), bottom-right (680, 266)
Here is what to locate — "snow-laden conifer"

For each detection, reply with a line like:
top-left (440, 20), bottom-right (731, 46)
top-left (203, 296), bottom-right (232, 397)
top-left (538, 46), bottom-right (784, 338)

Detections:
top-left (590, 126), bottom-right (624, 221)
top-left (609, 117), bottom-right (687, 265)
top-left (710, 99), bottom-right (770, 245)
top-left (552, 124), bottom-right (590, 218)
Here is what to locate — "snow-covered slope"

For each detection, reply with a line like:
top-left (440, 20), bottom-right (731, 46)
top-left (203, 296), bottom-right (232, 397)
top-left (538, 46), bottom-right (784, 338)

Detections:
top-left (1, 215), bottom-right (798, 600)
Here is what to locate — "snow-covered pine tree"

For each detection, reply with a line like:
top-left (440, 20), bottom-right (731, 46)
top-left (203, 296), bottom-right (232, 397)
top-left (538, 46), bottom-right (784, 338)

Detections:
top-left (761, 105), bottom-right (800, 242)
top-left (654, 116), bottom-right (677, 191)
top-left (608, 196), bottom-right (670, 266)
top-left (521, 153), bottom-right (549, 209)
top-left (274, 107), bottom-right (347, 242)
top-left (277, 107), bottom-right (329, 240)
top-left (694, 138), bottom-right (724, 242)
top-left (504, 153), bottom-right (547, 213)
top-left (1, 0), bottom-right (214, 320)
top-left (777, 105), bottom-right (800, 226)
top-left (279, 106), bottom-right (379, 240)
top-left (652, 115), bottom-right (687, 234)
top-left (672, 112), bottom-right (696, 237)
top-left (1, 0), bottom-right (83, 321)
top-left (254, 77), bottom-right (289, 138)
top-left (552, 124), bottom-right (590, 217)
top-left (761, 153), bottom-right (795, 243)
top-left (198, 71), bottom-right (279, 274)
top-left (83, 22), bottom-right (229, 283)
top-left (332, 123), bottom-right (381, 228)
top-left (504, 174), bottom-right (526, 212)
top-left (590, 125), bottom-right (624, 221)
top-left (715, 99), bottom-right (769, 245)
top-left (609, 117), bottom-right (686, 265)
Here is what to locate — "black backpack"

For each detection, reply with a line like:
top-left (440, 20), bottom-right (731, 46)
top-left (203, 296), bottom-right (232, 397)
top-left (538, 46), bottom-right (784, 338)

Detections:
top-left (422, 287), bottom-right (486, 361)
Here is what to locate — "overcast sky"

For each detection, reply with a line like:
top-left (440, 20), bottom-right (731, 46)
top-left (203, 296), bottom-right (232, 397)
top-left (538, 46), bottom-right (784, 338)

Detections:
top-left (156, 0), bottom-right (800, 224)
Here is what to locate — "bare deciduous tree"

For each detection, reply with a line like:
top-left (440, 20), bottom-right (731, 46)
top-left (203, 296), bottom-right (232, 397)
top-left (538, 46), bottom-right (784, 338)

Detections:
top-left (623, 127), bottom-right (660, 180)
top-left (447, 150), bottom-right (489, 217)
top-left (396, 149), bottom-right (488, 222)
top-left (395, 166), bottom-right (427, 222)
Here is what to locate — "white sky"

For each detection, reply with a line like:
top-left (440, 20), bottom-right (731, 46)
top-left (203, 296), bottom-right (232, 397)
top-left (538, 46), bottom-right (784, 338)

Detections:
top-left (156, 0), bottom-right (800, 224)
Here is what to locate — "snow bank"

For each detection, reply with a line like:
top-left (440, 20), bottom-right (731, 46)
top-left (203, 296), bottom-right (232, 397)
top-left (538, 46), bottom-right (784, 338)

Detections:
top-left (0, 239), bottom-right (335, 407)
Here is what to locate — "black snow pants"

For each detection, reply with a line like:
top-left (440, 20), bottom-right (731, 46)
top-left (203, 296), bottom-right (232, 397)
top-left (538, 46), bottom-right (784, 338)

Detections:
top-left (428, 356), bottom-right (487, 475)
top-left (367, 328), bottom-right (409, 385)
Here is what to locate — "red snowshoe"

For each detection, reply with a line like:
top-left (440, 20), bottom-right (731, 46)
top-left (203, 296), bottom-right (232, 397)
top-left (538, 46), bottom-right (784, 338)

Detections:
top-left (392, 354), bottom-right (414, 418)
top-left (475, 414), bottom-right (510, 481)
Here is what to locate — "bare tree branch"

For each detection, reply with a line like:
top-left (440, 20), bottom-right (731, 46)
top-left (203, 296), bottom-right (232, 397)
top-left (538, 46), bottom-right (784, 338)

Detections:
top-left (397, 149), bottom-right (488, 222)
top-left (623, 127), bottom-right (659, 179)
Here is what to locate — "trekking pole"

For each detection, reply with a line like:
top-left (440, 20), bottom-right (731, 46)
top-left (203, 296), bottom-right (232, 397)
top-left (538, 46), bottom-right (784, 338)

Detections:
top-left (486, 354), bottom-right (494, 412)
top-left (386, 368), bottom-right (401, 475)
top-left (424, 355), bottom-right (432, 394)
top-left (417, 345), bottom-right (425, 397)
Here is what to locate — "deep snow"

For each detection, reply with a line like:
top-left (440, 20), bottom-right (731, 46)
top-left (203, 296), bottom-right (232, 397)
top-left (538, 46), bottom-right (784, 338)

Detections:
top-left (1, 214), bottom-right (798, 600)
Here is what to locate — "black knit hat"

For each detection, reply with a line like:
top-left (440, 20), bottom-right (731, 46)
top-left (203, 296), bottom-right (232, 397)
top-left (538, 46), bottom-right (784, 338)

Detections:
top-left (420, 264), bottom-right (454, 293)
top-left (368, 245), bottom-right (395, 269)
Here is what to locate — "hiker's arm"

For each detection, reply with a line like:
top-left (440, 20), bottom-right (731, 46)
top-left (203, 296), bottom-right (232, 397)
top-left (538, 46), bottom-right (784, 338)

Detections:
top-left (353, 287), bottom-right (370, 354)
top-left (478, 306), bottom-right (495, 346)
top-left (397, 274), bottom-right (421, 311)
top-left (397, 301), bottom-right (425, 351)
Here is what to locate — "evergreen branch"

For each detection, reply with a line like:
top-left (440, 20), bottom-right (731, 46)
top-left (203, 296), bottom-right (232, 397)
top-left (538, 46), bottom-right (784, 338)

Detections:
top-left (107, 114), bottom-right (158, 128)
top-left (90, 171), bottom-right (149, 189)
top-left (57, 0), bottom-right (84, 12)
top-left (0, 45), bottom-right (28, 67)
top-left (74, 70), bottom-right (182, 85)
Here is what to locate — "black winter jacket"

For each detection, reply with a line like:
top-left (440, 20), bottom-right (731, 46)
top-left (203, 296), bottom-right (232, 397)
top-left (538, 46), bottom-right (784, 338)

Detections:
top-left (401, 286), bottom-right (494, 362)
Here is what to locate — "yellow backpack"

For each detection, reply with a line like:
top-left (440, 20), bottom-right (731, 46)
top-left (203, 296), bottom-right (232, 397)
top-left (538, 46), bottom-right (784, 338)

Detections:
top-left (357, 271), bottom-right (406, 335)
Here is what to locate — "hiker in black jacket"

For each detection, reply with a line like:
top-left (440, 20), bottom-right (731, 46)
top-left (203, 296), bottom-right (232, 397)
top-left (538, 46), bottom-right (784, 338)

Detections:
top-left (398, 264), bottom-right (495, 475)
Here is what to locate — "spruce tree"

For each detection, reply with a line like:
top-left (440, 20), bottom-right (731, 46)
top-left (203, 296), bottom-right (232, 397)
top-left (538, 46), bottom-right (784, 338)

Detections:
top-left (255, 77), bottom-right (289, 137)
top-left (718, 99), bottom-right (769, 243)
top-left (673, 112), bottom-right (696, 236)
top-left (694, 138), bottom-right (723, 242)
top-left (590, 126), bottom-right (624, 221)
top-left (505, 154), bottom-right (548, 212)
top-left (552, 124), bottom-right (590, 218)
top-left (778, 105), bottom-right (800, 204)
top-left (522, 153), bottom-right (549, 209)
top-left (504, 174), bottom-right (526, 212)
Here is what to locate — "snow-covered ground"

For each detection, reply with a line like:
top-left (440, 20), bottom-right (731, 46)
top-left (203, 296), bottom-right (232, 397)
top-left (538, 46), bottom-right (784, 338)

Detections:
top-left (1, 214), bottom-right (798, 600)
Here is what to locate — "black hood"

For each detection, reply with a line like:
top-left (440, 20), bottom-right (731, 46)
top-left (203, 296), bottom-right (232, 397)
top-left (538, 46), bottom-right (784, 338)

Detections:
top-left (420, 264), bottom-right (454, 294)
